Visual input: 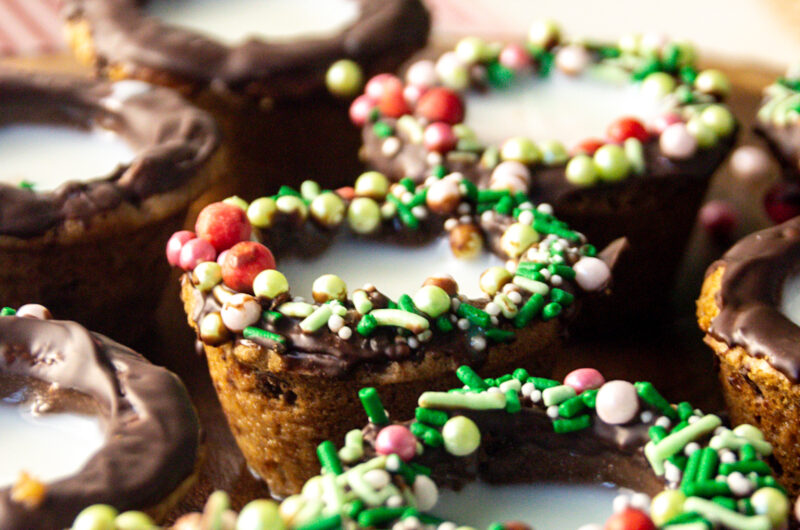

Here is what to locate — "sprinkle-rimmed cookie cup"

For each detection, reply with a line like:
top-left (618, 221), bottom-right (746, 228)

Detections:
top-left (0, 71), bottom-right (220, 343)
top-left (0, 305), bottom-right (202, 530)
top-left (755, 70), bottom-right (800, 182)
top-left (357, 22), bottom-right (737, 325)
top-left (698, 216), bottom-right (800, 497)
top-left (169, 170), bottom-right (621, 497)
top-left (62, 0), bottom-right (430, 197)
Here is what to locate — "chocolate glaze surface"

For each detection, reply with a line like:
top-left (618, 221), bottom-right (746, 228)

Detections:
top-left (755, 119), bottom-right (800, 181)
top-left (0, 316), bottom-right (201, 530)
top-left (708, 216), bottom-right (800, 382)
top-left (0, 70), bottom-right (219, 238)
top-left (62, 0), bottom-right (430, 100)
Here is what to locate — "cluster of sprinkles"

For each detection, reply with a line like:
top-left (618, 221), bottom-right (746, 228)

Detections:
top-left (346, 19), bottom-right (736, 188)
top-left (166, 170), bottom-right (610, 357)
top-left (69, 366), bottom-right (792, 530)
top-left (757, 65), bottom-right (800, 127)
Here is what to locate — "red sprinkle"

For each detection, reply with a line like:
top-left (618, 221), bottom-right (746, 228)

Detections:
top-left (764, 181), bottom-right (800, 225)
top-left (698, 200), bottom-right (738, 239)
top-left (573, 138), bottom-right (605, 156)
top-left (416, 87), bottom-right (465, 125)
top-left (336, 186), bottom-right (356, 200)
top-left (607, 117), bottom-right (650, 143)
top-left (603, 508), bottom-right (656, 530)
top-left (178, 238), bottom-right (216, 271)
top-left (423, 122), bottom-right (458, 152)
top-left (195, 202), bottom-right (251, 253)
top-left (365, 74), bottom-right (402, 101)
top-left (222, 241), bottom-right (276, 293)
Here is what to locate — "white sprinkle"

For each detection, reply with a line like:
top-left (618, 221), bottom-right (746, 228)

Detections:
top-left (327, 314), bottom-right (345, 333)
top-left (426, 152), bottom-right (443, 165)
top-left (505, 260), bottom-right (517, 274)
top-left (457, 318), bottom-right (470, 330)
top-left (664, 461), bottom-right (682, 483)
top-left (521, 382), bottom-right (534, 397)
top-left (487, 386), bottom-right (503, 394)
top-left (386, 495), bottom-right (405, 508)
top-left (537, 203), bottom-right (554, 214)
top-left (451, 298), bottom-right (461, 311)
top-left (688, 415), bottom-right (700, 424)
top-left (546, 405), bottom-right (560, 418)
top-left (540, 268), bottom-right (551, 279)
top-left (550, 275), bottom-right (563, 286)
top-left (490, 316), bottom-right (499, 326)
top-left (424, 175), bottom-right (439, 187)
top-left (684, 442), bottom-right (701, 456)
top-left (518, 210), bottom-right (534, 225)
top-left (363, 469), bottom-right (391, 490)
top-left (401, 191), bottom-right (414, 204)
top-left (457, 203), bottom-right (471, 215)
top-left (459, 215), bottom-right (472, 225)
top-left (444, 218), bottom-right (458, 231)
top-left (484, 302), bottom-right (501, 316)
top-left (481, 210), bottom-right (494, 223)
top-left (612, 494), bottom-right (630, 513)
top-left (438, 523), bottom-right (457, 530)
top-left (470, 336), bottom-right (487, 351)
top-left (411, 206), bottom-right (428, 219)
top-left (407, 337), bottom-right (420, 349)
top-left (508, 291), bottom-right (522, 304)
top-left (338, 326), bottom-right (352, 340)
top-left (719, 449), bottom-right (737, 464)
top-left (727, 472), bottom-right (753, 496)
top-left (630, 492), bottom-right (651, 512)
top-left (640, 411), bottom-right (654, 424)
top-left (530, 390), bottom-right (542, 403)
top-left (519, 202), bottom-right (533, 210)
top-left (655, 416), bottom-right (672, 429)
top-left (382, 137), bottom-right (401, 157)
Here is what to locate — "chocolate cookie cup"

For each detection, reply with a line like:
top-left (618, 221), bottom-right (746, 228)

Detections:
top-left (62, 0), bottom-right (430, 197)
top-left (755, 71), bottom-right (800, 182)
top-left (168, 169), bottom-right (621, 497)
top-left (0, 70), bottom-right (219, 342)
top-left (356, 22), bottom-right (738, 324)
top-left (698, 216), bottom-right (800, 497)
top-left (0, 305), bottom-right (202, 530)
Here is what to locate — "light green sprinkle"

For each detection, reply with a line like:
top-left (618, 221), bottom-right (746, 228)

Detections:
top-left (418, 391), bottom-right (506, 410)
top-left (683, 497), bottom-right (771, 530)
top-left (624, 137), bottom-right (646, 175)
top-left (338, 430), bottom-right (364, 463)
top-left (278, 302), bottom-right (316, 318)
top-left (645, 414), bottom-right (722, 475)
top-left (299, 305), bottom-right (333, 333)
top-left (353, 290), bottom-right (373, 315)
top-left (370, 309), bottom-right (429, 333)
top-left (512, 275), bottom-right (550, 296)
top-left (709, 429), bottom-right (772, 456)
top-left (542, 385), bottom-right (576, 407)
top-left (320, 473), bottom-right (345, 514)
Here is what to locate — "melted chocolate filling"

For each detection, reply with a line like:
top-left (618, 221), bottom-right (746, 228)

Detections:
top-left (0, 316), bottom-right (201, 529)
top-left (0, 70), bottom-right (218, 238)
top-left (61, 0), bottom-right (430, 99)
top-left (708, 216), bottom-right (800, 382)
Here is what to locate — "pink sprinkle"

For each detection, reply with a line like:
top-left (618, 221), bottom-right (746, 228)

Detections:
top-left (375, 425), bottom-right (417, 461)
top-left (365, 74), bottom-right (401, 101)
top-left (564, 368), bottom-right (605, 394)
top-left (499, 44), bottom-right (531, 70)
top-left (349, 95), bottom-right (375, 127)
top-left (423, 122), bottom-right (457, 153)
top-left (179, 238), bottom-right (216, 271)
top-left (166, 230), bottom-right (195, 266)
top-left (217, 250), bottom-right (229, 267)
top-left (649, 113), bottom-right (682, 134)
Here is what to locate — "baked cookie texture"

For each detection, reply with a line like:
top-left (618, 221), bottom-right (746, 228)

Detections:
top-left (698, 217), bottom-right (800, 498)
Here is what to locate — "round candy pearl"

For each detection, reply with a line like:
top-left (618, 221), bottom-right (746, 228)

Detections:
top-left (686, 117), bottom-right (717, 149)
top-left (500, 222), bottom-right (540, 259)
top-left (416, 87), bottom-right (465, 125)
top-left (527, 19), bottom-right (560, 49)
top-left (413, 474), bottom-right (439, 511)
top-left (730, 145), bottom-right (772, 181)
top-left (72, 504), bottom-right (117, 530)
top-left (764, 181), bottom-right (800, 224)
top-left (573, 257), bottom-right (611, 292)
top-left (499, 44), bottom-right (531, 70)
top-left (223, 195), bottom-right (248, 211)
top-left (403, 84), bottom-right (426, 105)
top-left (641, 72), bottom-right (676, 100)
top-left (489, 161), bottom-right (530, 193)
top-left (276, 195), bottom-right (308, 221)
top-left (694, 69), bottom-right (731, 98)
top-left (179, 238), bottom-right (216, 271)
top-left (200, 312), bottom-right (229, 344)
top-left (564, 368), bottom-right (605, 394)
top-left (500, 137), bottom-right (541, 164)
top-left (751, 487), bottom-right (789, 526)
top-left (193, 261), bottom-right (222, 291)
top-left (593, 144), bottom-right (630, 182)
top-left (354, 171), bottom-right (390, 200)
top-left (649, 490), bottom-right (686, 526)
top-left (195, 202), bottom-right (251, 253)
top-left (349, 94), bottom-right (374, 127)
top-left (312, 274), bottom-right (347, 303)
top-left (555, 45), bottom-right (590, 76)
top-left (479, 266), bottom-right (513, 297)
top-left (310, 192), bottom-right (346, 228)
top-left (253, 269), bottom-right (289, 300)
top-left (603, 508), bottom-right (655, 530)
top-left (16, 303), bottom-right (51, 320)
top-left (565, 155), bottom-right (598, 187)
top-left (426, 178), bottom-right (462, 215)
top-left (574, 138), bottom-right (605, 156)
top-left (237, 499), bottom-right (285, 530)
top-left (649, 113), bottom-right (682, 134)
top-left (698, 200), bottom-right (737, 240)
top-left (436, 52), bottom-right (470, 91)
top-left (406, 60), bottom-right (438, 88)
top-left (365, 73), bottom-right (402, 101)
top-left (441, 416), bottom-right (481, 456)
top-left (114, 510), bottom-right (155, 530)
top-left (347, 197), bottom-right (382, 234)
top-left (166, 230), bottom-right (196, 266)
top-left (375, 425), bottom-right (417, 461)
top-left (247, 197), bottom-right (278, 229)
top-left (595, 380), bottom-right (640, 425)
top-left (222, 241), bottom-right (276, 293)
top-left (221, 293), bottom-right (261, 333)
top-left (607, 118), bottom-right (649, 143)
top-left (732, 423), bottom-right (765, 441)
top-left (455, 36), bottom-right (488, 64)
top-left (413, 285), bottom-right (451, 318)
top-left (424, 122), bottom-right (458, 153)
top-left (700, 105), bottom-right (735, 137)
top-left (539, 140), bottom-right (568, 165)
top-left (325, 59), bottom-right (363, 97)
top-left (659, 123), bottom-right (697, 160)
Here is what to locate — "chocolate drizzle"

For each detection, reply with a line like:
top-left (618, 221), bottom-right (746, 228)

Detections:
top-left (61, 0), bottom-right (430, 99)
top-left (0, 70), bottom-right (219, 238)
top-left (708, 216), bottom-right (800, 382)
top-left (0, 316), bottom-right (201, 529)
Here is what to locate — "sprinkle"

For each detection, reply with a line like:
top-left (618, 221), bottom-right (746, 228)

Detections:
top-left (553, 414), bottom-right (591, 433)
top-left (455, 303), bottom-right (491, 328)
top-left (696, 447), bottom-right (720, 482)
top-left (373, 122), bottom-right (394, 138)
top-left (415, 407), bottom-right (448, 428)
top-left (719, 461), bottom-right (772, 476)
top-left (635, 382), bottom-right (680, 421)
top-left (242, 326), bottom-right (286, 345)
top-left (513, 368), bottom-right (529, 382)
top-left (683, 481), bottom-right (732, 498)
top-left (485, 328), bottom-right (515, 343)
top-left (683, 497), bottom-right (771, 530)
top-left (581, 389), bottom-right (599, 408)
top-left (359, 387), bottom-right (389, 425)
top-left (740, 444), bottom-right (756, 462)
top-left (0, 307), bottom-right (16, 316)
top-left (358, 507), bottom-right (406, 527)
top-left (386, 194), bottom-right (419, 230)
top-left (278, 302), bottom-right (316, 318)
top-left (529, 376), bottom-right (559, 390)
top-left (371, 309), bottom-right (429, 333)
top-left (512, 275), bottom-right (550, 296)
top-left (549, 288), bottom-right (574, 307)
top-left (296, 514), bottom-right (342, 530)
top-left (353, 290), bottom-right (373, 315)
top-left (317, 440), bottom-right (343, 475)
top-left (542, 385), bottom-right (576, 407)
top-left (456, 366), bottom-right (488, 390)
top-left (558, 395), bottom-right (588, 418)
top-left (513, 293), bottom-right (545, 328)
top-left (436, 316), bottom-right (454, 332)
top-left (418, 391), bottom-right (506, 410)
top-left (299, 305), bottom-right (333, 333)
top-left (409, 422), bottom-right (444, 447)
top-left (541, 302), bottom-right (562, 321)
top-left (646, 414), bottom-right (722, 475)
top-left (678, 402), bottom-right (694, 421)
top-left (505, 389), bottom-right (521, 413)
top-left (357, 314), bottom-right (378, 336)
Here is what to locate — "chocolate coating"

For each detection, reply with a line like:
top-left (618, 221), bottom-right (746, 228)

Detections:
top-left (707, 216), bottom-right (800, 382)
top-left (0, 70), bottom-right (219, 238)
top-left (61, 0), bottom-right (430, 100)
top-left (755, 118), bottom-right (800, 181)
top-left (0, 316), bottom-right (201, 529)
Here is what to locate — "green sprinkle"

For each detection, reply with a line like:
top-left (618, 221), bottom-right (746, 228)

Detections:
top-left (317, 440), bottom-right (343, 475)
top-left (665, 512), bottom-right (708, 526)
top-left (358, 507), bottom-right (406, 527)
top-left (397, 294), bottom-right (419, 315)
top-left (683, 497), bottom-right (771, 530)
top-left (553, 414), bottom-right (591, 433)
top-left (409, 422), bottom-right (444, 447)
top-left (416, 407), bottom-right (448, 427)
top-left (696, 447), bottom-right (719, 482)
top-left (299, 305), bottom-right (333, 333)
top-left (513, 368), bottom-right (529, 382)
top-left (494, 195), bottom-right (514, 215)
top-left (1, 307), bottom-right (16, 316)
top-left (739, 498), bottom-right (754, 516)
top-left (357, 314), bottom-right (378, 336)
top-left (484, 378), bottom-right (496, 388)
top-left (671, 420), bottom-right (689, 433)
top-left (514, 267), bottom-right (546, 283)
top-left (530, 377), bottom-right (559, 390)
top-left (353, 290), bottom-right (373, 315)
top-left (513, 293), bottom-right (545, 328)
top-left (456, 303), bottom-right (491, 328)
top-left (265, 310), bottom-right (283, 323)
top-left (386, 194), bottom-right (419, 230)
top-left (512, 275), bottom-right (550, 295)
top-left (418, 391), bottom-right (505, 410)
top-left (635, 381), bottom-right (679, 421)
top-left (541, 302), bottom-right (562, 321)
top-left (678, 402), bottom-right (694, 421)
top-left (680, 65), bottom-right (698, 84)
top-left (558, 395), bottom-right (587, 418)
top-left (485, 328), bottom-right (515, 343)
top-left (409, 462), bottom-right (431, 476)
top-left (297, 514), bottom-right (341, 530)
top-left (436, 316), bottom-right (453, 332)
top-left (459, 179), bottom-right (478, 203)
top-left (581, 244), bottom-right (597, 257)
top-left (542, 385), bottom-right (576, 407)
top-left (19, 180), bottom-right (34, 190)
top-left (581, 389), bottom-right (598, 408)
top-left (477, 189), bottom-right (511, 203)
top-left (386, 454), bottom-right (417, 485)
top-left (488, 523), bottom-right (505, 530)
top-left (487, 61), bottom-right (515, 89)
top-left (718, 460), bottom-right (771, 476)
top-left (740, 443), bottom-right (756, 462)
top-left (548, 264), bottom-right (575, 280)
top-left (359, 387), bottom-right (389, 425)
top-left (649, 425), bottom-right (668, 443)
top-left (505, 389), bottom-right (521, 413)
top-left (456, 366), bottom-right (488, 390)
top-left (432, 165), bottom-right (447, 179)
top-left (345, 500), bottom-right (364, 519)
top-left (516, 261), bottom-right (546, 274)
top-left (373, 121), bottom-right (394, 138)
top-left (646, 415), bottom-right (722, 476)
top-left (711, 496), bottom-right (737, 511)
top-left (683, 481), bottom-right (732, 498)
top-left (277, 185), bottom-right (302, 198)
top-left (549, 288), bottom-right (574, 307)
top-left (632, 57), bottom-right (661, 81)
top-left (408, 189), bottom-right (427, 208)
top-left (681, 448), bottom-right (702, 491)
top-left (243, 326), bottom-right (286, 345)
top-left (496, 374), bottom-right (513, 384)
